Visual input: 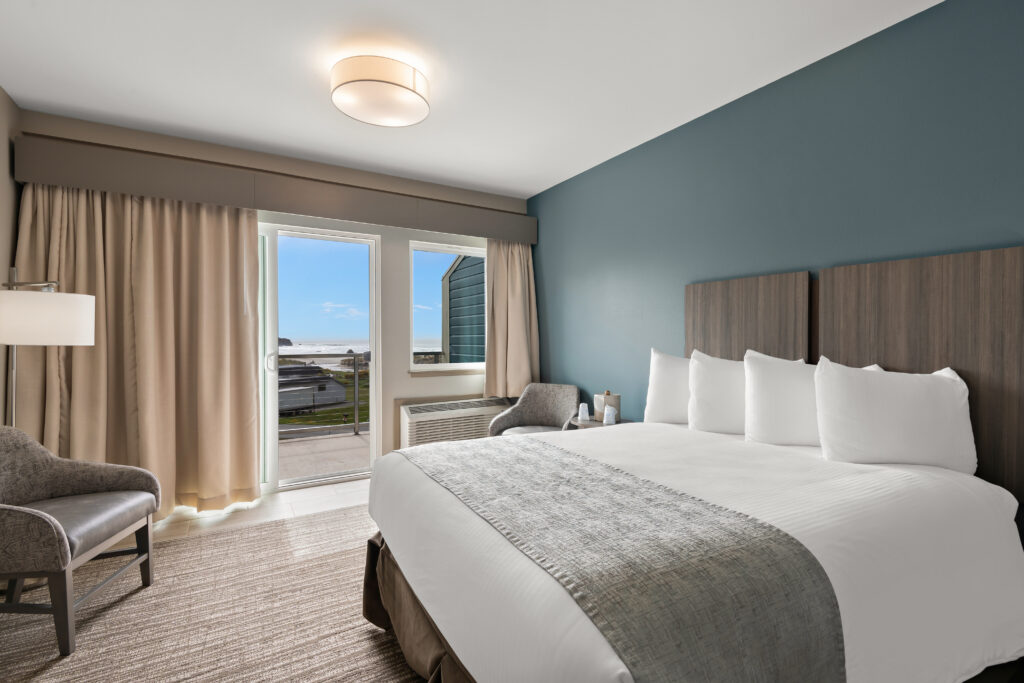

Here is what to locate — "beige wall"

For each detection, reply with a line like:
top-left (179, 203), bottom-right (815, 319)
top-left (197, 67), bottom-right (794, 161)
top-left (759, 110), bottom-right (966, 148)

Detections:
top-left (0, 87), bottom-right (21, 420)
top-left (260, 211), bottom-right (486, 456)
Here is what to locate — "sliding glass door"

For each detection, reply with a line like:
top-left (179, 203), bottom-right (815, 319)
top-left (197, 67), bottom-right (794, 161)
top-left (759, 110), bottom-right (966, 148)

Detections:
top-left (259, 224), bottom-right (380, 489)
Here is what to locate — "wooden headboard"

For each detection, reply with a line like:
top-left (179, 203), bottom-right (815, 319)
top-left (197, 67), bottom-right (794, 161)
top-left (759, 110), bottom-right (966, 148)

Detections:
top-left (818, 246), bottom-right (1024, 533)
top-left (685, 271), bottom-right (809, 361)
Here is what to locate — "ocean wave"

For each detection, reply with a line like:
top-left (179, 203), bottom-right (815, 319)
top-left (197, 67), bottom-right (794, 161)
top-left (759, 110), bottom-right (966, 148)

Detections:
top-left (279, 340), bottom-right (444, 354)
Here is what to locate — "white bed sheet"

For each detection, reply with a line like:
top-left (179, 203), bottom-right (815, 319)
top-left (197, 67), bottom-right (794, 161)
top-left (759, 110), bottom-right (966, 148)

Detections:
top-left (368, 423), bottom-right (1024, 683)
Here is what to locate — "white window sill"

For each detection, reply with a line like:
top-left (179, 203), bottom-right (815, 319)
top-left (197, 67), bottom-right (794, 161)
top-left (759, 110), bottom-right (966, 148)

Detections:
top-left (408, 363), bottom-right (485, 377)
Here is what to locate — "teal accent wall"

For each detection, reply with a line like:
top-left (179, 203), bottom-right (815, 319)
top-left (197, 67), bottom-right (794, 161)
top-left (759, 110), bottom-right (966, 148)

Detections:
top-left (529, 0), bottom-right (1024, 420)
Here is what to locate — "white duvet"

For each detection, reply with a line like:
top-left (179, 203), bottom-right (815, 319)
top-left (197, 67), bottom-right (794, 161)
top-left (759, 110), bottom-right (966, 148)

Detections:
top-left (369, 423), bottom-right (1024, 682)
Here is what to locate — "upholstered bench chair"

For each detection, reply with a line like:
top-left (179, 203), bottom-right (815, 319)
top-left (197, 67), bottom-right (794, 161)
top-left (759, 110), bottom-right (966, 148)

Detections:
top-left (0, 427), bottom-right (160, 655)
top-left (488, 383), bottom-right (579, 436)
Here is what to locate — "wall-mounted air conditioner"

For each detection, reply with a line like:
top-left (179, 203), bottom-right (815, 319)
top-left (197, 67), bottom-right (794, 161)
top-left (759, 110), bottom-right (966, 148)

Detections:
top-left (400, 397), bottom-right (510, 448)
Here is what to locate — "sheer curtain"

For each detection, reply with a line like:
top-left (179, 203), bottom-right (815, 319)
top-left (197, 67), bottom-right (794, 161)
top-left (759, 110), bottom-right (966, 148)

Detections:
top-left (484, 239), bottom-right (540, 398)
top-left (14, 184), bottom-right (259, 518)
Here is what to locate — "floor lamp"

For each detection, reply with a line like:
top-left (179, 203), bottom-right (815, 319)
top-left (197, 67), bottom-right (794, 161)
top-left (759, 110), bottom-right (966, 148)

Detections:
top-left (0, 268), bottom-right (95, 428)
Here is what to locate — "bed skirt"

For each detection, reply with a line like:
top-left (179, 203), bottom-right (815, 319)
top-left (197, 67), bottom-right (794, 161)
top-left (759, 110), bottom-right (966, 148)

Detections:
top-left (363, 532), bottom-right (475, 683)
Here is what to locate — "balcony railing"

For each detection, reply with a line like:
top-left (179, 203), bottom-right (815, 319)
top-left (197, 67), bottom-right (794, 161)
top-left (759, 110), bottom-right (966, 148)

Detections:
top-left (275, 349), bottom-right (450, 440)
top-left (277, 352), bottom-right (370, 440)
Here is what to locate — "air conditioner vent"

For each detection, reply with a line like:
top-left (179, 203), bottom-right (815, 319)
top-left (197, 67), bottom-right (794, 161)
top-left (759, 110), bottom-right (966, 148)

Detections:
top-left (400, 397), bottom-right (510, 448)
top-left (406, 398), bottom-right (509, 415)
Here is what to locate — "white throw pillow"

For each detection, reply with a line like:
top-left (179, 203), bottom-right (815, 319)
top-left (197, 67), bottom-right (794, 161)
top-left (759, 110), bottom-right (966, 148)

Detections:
top-left (688, 350), bottom-right (746, 434)
top-left (814, 356), bottom-right (977, 474)
top-left (744, 350), bottom-right (818, 446)
top-left (643, 348), bottom-right (690, 424)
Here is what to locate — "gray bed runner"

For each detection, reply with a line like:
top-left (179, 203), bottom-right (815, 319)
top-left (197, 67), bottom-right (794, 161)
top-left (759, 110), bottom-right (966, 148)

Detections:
top-left (400, 435), bottom-right (845, 683)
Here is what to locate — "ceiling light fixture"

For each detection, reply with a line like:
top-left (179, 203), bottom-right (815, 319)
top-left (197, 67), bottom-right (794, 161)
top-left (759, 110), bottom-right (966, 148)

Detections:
top-left (330, 55), bottom-right (429, 127)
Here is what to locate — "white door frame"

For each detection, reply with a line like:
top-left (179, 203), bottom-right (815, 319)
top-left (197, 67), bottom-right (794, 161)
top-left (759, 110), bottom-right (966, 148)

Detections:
top-left (258, 222), bottom-right (383, 493)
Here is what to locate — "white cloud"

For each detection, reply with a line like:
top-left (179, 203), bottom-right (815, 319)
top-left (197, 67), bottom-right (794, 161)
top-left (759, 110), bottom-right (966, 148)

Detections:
top-left (321, 301), bottom-right (351, 314)
top-left (414, 304), bottom-right (433, 311)
top-left (321, 301), bottom-right (366, 319)
top-left (337, 309), bottom-right (366, 321)
top-left (335, 307), bottom-right (367, 319)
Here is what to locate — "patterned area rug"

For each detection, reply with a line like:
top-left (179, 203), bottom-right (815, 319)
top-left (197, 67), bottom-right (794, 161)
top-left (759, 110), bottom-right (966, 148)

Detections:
top-left (0, 505), bottom-right (419, 682)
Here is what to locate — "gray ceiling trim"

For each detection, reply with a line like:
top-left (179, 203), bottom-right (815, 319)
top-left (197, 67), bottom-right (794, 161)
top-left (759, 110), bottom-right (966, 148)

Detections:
top-left (13, 134), bottom-right (537, 243)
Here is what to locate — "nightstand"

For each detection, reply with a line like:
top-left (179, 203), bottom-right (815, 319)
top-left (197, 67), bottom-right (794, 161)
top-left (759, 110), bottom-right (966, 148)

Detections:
top-left (569, 417), bottom-right (634, 429)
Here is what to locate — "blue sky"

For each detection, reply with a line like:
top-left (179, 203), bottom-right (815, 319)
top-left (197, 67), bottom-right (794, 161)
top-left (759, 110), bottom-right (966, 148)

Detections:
top-left (278, 235), bottom-right (370, 342)
top-left (276, 236), bottom-right (455, 342)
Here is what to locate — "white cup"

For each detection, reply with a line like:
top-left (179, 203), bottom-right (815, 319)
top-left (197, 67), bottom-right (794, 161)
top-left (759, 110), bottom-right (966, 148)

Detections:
top-left (578, 403), bottom-right (590, 421)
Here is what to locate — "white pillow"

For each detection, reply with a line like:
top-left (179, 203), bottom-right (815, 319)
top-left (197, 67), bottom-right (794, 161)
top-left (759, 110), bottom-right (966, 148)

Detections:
top-left (643, 348), bottom-right (690, 424)
top-left (744, 350), bottom-right (818, 446)
top-left (814, 356), bottom-right (977, 474)
top-left (688, 350), bottom-right (746, 434)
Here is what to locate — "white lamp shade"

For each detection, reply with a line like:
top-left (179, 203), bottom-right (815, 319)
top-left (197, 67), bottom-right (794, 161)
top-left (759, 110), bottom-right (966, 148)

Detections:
top-left (330, 55), bottom-right (429, 127)
top-left (0, 291), bottom-right (95, 346)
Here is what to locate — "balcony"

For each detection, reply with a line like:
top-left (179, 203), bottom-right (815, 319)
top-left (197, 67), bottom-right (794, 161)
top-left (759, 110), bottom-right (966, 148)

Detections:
top-left (277, 352), bottom-right (371, 484)
top-left (412, 350), bottom-right (446, 365)
top-left (275, 349), bottom-right (458, 483)
top-left (278, 430), bottom-right (372, 481)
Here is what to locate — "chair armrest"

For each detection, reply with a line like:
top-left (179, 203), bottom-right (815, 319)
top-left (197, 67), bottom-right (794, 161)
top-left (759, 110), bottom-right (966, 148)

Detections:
top-left (45, 459), bottom-right (161, 509)
top-left (561, 416), bottom-right (575, 431)
top-left (0, 427), bottom-right (159, 508)
top-left (0, 504), bottom-right (71, 573)
top-left (488, 404), bottom-right (525, 436)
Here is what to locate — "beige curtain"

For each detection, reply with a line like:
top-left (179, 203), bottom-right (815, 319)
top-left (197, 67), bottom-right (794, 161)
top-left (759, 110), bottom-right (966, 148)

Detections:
top-left (484, 239), bottom-right (540, 398)
top-left (14, 184), bottom-right (260, 518)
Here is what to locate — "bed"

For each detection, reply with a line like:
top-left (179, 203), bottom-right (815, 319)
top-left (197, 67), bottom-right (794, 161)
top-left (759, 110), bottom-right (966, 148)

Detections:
top-left (364, 246), bottom-right (1024, 682)
top-left (370, 425), bottom-right (1024, 682)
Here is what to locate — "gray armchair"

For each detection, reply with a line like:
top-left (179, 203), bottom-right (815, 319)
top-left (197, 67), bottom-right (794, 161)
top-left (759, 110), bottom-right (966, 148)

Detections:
top-left (0, 427), bottom-right (160, 655)
top-left (488, 383), bottom-right (579, 436)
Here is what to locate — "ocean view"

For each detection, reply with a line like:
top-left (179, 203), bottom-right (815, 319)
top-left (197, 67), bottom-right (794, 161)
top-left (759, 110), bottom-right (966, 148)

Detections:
top-left (279, 339), bottom-right (443, 354)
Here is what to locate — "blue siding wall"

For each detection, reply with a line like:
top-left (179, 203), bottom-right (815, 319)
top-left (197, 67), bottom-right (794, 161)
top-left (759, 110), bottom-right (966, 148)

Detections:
top-left (529, 0), bottom-right (1024, 420)
top-left (447, 256), bottom-right (486, 362)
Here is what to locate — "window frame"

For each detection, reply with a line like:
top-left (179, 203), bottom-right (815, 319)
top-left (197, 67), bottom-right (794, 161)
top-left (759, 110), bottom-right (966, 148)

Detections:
top-left (408, 240), bottom-right (487, 374)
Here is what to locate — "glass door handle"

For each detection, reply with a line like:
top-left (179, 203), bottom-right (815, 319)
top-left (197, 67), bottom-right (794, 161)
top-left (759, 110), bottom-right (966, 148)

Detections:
top-left (265, 352), bottom-right (278, 373)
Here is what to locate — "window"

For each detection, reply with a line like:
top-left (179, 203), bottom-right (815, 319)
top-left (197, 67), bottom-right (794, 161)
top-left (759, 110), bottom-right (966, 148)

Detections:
top-left (410, 242), bottom-right (486, 370)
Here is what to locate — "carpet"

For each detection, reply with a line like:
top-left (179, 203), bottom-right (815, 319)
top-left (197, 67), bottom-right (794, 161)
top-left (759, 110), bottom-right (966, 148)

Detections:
top-left (0, 505), bottom-right (419, 682)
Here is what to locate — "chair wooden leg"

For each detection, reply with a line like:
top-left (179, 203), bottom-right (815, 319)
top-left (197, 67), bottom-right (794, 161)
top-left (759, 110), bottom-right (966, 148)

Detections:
top-left (46, 569), bottom-right (75, 656)
top-left (135, 514), bottom-right (153, 587)
top-left (4, 578), bottom-right (24, 603)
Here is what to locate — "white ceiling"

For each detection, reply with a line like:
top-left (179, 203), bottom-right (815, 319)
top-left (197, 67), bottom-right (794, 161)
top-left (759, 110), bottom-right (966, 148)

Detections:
top-left (0, 0), bottom-right (940, 199)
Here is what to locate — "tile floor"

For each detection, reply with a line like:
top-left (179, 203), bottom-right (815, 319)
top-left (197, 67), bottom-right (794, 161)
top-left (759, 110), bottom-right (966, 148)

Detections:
top-left (150, 477), bottom-right (371, 542)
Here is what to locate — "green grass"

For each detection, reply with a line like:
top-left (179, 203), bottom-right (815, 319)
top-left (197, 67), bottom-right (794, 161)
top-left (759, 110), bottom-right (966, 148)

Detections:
top-left (279, 369), bottom-right (370, 426)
